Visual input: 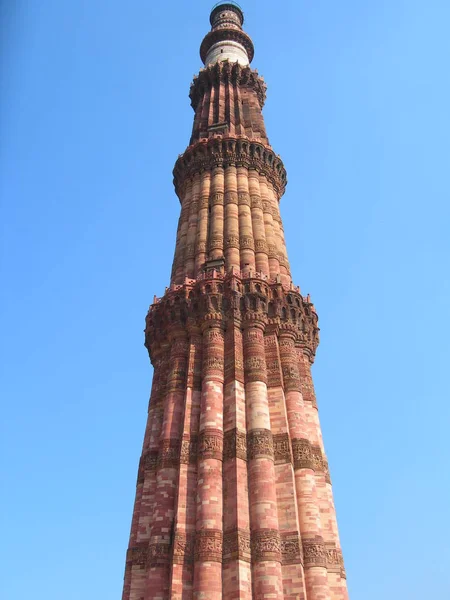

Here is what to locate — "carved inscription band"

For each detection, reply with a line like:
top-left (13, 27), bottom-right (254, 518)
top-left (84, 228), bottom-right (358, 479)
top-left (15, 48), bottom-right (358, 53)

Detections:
top-left (127, 534), bottom-right (343, 573)
top-left (172, 532), bottom-right (195, 565)
top-left (198, 430), bottom-right (223, 460)
top-left (194, 529), bottom-right (223, 563)
top-left (302, 538), bottom-right (327, 568)
top-left (223, 427), bottom-right (247, 461)
top-left (223, 529), bottom-right (251, 563)
top-left (273, 432), bottom-right (291, 464)
top-left (292, 438), bottom-right (331, 480)
top-left (280, 531), bottom-right (303, 565)
top-left (251, 529), bottom-right (281, 562)
top-left (247, 428), bottom-right (274, 460)
top-left (126, 542), bottom-right (171, 568)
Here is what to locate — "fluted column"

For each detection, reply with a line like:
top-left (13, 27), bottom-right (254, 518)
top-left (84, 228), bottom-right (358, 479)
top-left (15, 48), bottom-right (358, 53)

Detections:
top-left (237, 167), bottom-right (256, 272)
top-left (145, 330), bottom-right (189, 599)
top-left (265, 327), bottom-right (306, 600)
top-left (123, 349), bottom-right (168, 600)
top-left (279, 332), bottom-right (331, 600)
top-left (193, 320), bottom-right (225, 599)
top-left (248, 170), bottom-right (270, 277)
top-left (209, 167), bottom-right (225, 260)
top-left (223, 312), bottom-right (252, 599)
top-left (195, 171), bottom-right (211, 274)
top-left (298, 349), bottom-right (348, 600)
top-left (268, 183), bottom-right (290, 286)
top-left (185, 173), bottom-right (201, 278)
top-left (173, 181), bottom-right (192, 283)
top-left (260, 174), bottom-right (279, 278)
top-left (224, 166), bottom-right (240, 271)
top-left (243, 319), bottom-right (284, 598)
top-left (170, 328), bottom-right (203, 599)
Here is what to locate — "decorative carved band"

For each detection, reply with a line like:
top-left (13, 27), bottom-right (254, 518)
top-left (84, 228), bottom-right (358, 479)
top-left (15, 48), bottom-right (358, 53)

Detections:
top-left (198, 430), bottom-right (223, 460)
top-left (244, 355), bottom-right (267, 383)
top-left (238, 191), bottom-right (251, 206)
top-left (292, 438), bottom-right (314, 470)
top-left (302, 538), bottom-right (327, 568)
top-left (225, 235), bottom-right (240, 249)
top-left (281, 363), bottom-right (301, 391)
top-left (247, 428), bottom-right (274, 460)
top-left (194, 529), bottom-right (223, 563)
top-left (323, 456), bottom-right (332, 484)
top-left (280, 532), bottom-right (303, 565)
top-left (223, 427), bottom-right (247, 461)
top-left (137, 449), bottom-right (159, 483)
top-left (325, 542), bottom-right (345, 577)
top-left (254, 238), bottom-right (268, 253)
top-left (180, 437), bottom-right (198, 465)
top-left (158, 439), bottom-right (181, 469)
top-left (273, 432), bottom-right (292, 464)
top-left (223, 528), bottom-right (251, 563)
top-left (126, 543), bottom-right (148, 567)
top-left (266, 361), bottom-right (282, 387)
top-left (148, 541), bottom-right (171, 566)
top-left (251, 529), bottom-right (281, 563)
top-left (173, 532), bottom-right (195, 565)
top-left (239, 236), bottom-right (255, 250)
top-left (173, 138), bottom-right (287, 199)
top-left (211, 191), bottom-right (224, 205)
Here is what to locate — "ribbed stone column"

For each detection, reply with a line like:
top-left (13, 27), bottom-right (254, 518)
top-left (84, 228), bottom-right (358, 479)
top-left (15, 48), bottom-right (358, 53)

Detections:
top-left (237, 167), bottom-right (256, 272)
top-left (145, 330), bottom-right (189, 599)
top-left (123, 349), bottom-right (168, 600)
top-left (193, 320), bottom-right (225, 599)
top-left (243, 319), bottom-right (283, 598)
top-left (174, 181), bottom-right (192, 283)
top-left (264, 327), bottom-right (306, 600)
top-left (248, 170), bottom-right (270, 277)
top-left (195, 171), bottom-right (211, 274)
top-left (224, 166), bottom-right (240, 271)
top-left (279, 332), bottom-right (330, 600)
top-left (170, 328), bottom-right (203, 599)
top-left (298, 348), bottom-right (348, 600)
top-left (209, 167), bottom-right (225, 260)
top-left (260, 174), bottom-right (280, 278)
top-left (268, 183), bottom-right (290, 286)
top-left (223, 314), bottom-right (252, 599)
top-left (185, 173), bottom-right (201, 278)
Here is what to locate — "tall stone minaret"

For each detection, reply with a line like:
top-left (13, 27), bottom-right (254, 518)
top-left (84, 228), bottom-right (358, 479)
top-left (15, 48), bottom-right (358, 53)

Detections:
top-left (122, 4), bottom-right (349, 599)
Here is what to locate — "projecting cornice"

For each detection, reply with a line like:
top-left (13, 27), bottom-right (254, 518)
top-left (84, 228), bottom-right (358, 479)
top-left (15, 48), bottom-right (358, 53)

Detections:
top-left (190, 61), bottom-right (267, 111)
top-left (173, 137), bottom-right (287, 199)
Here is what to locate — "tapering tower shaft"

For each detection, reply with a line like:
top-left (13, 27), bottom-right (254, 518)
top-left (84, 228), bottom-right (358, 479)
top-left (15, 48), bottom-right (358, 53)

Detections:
top-left (122, 4), bottom-right (348, 600)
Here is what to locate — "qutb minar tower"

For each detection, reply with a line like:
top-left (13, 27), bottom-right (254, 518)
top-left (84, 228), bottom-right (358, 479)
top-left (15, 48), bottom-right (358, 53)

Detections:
top-left (123, 4), bottom-right (348, 599)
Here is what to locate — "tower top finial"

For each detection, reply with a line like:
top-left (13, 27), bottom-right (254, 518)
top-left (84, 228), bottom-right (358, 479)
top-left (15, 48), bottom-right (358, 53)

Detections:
top-left (210, 2), bottom-right (244, 27)
top-left (201, 2), bottom-right (254, 66)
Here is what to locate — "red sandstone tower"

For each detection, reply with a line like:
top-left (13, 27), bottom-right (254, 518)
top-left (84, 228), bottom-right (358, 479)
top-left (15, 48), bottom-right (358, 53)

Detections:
top-left (122, 4), bottom-right (348, 599)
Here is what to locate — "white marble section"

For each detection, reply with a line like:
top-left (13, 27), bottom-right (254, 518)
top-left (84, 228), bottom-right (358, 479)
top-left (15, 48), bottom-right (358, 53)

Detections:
top-left (205, 40), bottom-right (249, 66)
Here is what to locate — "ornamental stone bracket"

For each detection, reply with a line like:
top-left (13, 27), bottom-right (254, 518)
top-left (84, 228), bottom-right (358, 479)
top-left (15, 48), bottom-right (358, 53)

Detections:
top-left (145, 272), bottom-right (319, 364)
top-left (173, 137), bottom-right (287, 199)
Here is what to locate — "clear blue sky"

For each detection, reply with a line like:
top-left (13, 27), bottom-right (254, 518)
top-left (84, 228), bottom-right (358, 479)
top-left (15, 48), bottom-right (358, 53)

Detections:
top-left (1, 1), bottom-right (449, 598)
